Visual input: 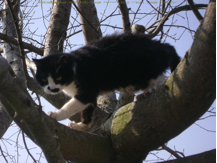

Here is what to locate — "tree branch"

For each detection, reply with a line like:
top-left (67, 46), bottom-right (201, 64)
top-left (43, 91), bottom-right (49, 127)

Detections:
top-left (117, 0), bottom-right (131, 32)
top-left (76, 0), bottom-right (102, 43)
top-left (44, 0), bottom-right (71, 56)
top-left (162, 144), bottom-right (182, 159)
top-left (0, 33), bottom-right (43, 55)
top-left (72, 0), bottom-right (101, 41)
top-left (6, 0), bottom-right (29, 79)
top-left (147, 4), bottom-right (207, 38)
top-left (187, 0), bottom-right (203, 23)
top-left (0, 0), bottom-right (24, 139)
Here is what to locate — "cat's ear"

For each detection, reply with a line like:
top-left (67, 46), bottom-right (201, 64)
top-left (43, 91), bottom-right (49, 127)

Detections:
top-left (58, 54), bottom-right (68, 64)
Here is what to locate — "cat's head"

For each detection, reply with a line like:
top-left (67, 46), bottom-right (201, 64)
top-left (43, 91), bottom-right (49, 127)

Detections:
top-left (33, 53), bottom-right (74, 95)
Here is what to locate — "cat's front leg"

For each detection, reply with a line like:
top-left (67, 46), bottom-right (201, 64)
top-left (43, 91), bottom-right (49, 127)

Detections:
top-left (48, 97), bottom-right (89, 121)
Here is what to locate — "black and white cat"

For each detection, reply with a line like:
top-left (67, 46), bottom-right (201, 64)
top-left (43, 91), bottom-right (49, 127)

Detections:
top-left (33, 33), bottom-right (180, 131)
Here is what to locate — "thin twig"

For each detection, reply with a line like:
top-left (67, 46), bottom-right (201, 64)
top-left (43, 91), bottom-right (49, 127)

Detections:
top-left (100, 24), bottom-right (123, 30)
top-left (131, 0), bottom-right (144, 25)
top-left (22, 132), bottom-right (37, 163)
top-left (66, 30), bottom-right (82, 39)
top-left (0, 145), bottom-right (8, 163)
top-left (146, 4), bottom-right (207, 38)
top-left (194, 123), bottom-right (216, 133)
top-left (146, 0), bottom-right (163, 16)
top-left (162, 144), bottom-right (182, 159)
top-left (0, 33), bottom-right (43, 55)
top-left (100, 6), bottom-right (119, 23)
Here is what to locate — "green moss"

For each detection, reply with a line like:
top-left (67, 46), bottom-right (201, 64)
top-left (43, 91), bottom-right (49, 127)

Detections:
top-left (111, 103), bottom-right (134, 135)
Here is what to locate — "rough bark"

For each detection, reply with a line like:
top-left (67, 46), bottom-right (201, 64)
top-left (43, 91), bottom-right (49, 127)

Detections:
top-left (0, 0), bottom-right (24, 138)
top-left (117, 0), bottom-right (131, 32)
top-left (0, 105), bottom-right (12, 138)
top-left (76, 0), bottom-right (102, 43)
top-left (43, 0), bottom-right (71, 56)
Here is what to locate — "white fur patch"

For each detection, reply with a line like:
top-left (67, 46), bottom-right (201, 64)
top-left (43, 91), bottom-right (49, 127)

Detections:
top-left (62, 82), bottom-right (77, 97)
top-left (48, 97), bottom-right (89, 121)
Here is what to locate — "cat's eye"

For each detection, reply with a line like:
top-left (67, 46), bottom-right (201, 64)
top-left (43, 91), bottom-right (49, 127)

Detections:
top-left (56, 77), bottom-right (62, 81)
top-left (42, 79), bottom-right (47, 82)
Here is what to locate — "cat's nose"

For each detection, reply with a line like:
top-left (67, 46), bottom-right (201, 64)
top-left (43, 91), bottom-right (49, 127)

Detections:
top-left (48, 86), bottom-right (59, 93)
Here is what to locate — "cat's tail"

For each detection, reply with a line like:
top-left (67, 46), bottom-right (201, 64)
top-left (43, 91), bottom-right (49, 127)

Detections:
top-left (164, 44), bottom-right (181, 72)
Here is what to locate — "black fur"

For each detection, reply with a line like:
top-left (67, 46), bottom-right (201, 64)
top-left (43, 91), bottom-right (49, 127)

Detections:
top-left (34, 33), bottom-right (180, 125)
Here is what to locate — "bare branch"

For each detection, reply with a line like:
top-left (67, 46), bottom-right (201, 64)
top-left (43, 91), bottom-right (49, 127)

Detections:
top-left (22, 131), bottom-right (37, 163)
top-left (76, 0), bottom-right (102, 43)
top-left (44, 0), bottom-right (71, 56)
top-left (187, 0), bottom-right (203, 23)
top-left (0, 145), bottom-right (8, 163)
top-left (194, 123), bottom-right (216, 133)
top-left (6, 0), bottom-right (29, 79)
top-left (146, 0), bottom-right (163, 16)
top-left (162, 144), bottom-right (183, 159)
top-left (147, 4), bottom-right (207, 38)
top-left (25, 55), bottom-right (36, 71)
top-left (0, 33), bottom-right (43, 55)
top-left (117, 0), bottom-right (131, 32)
top-left (131, 0), bottom-right (144, 25)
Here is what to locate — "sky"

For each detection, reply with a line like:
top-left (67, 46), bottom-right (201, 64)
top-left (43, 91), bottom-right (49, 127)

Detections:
top-left (0, 0), bottom-right (215, 162)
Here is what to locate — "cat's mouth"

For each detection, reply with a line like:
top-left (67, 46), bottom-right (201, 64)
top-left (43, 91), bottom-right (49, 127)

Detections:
top-left (49, 88), bottom-right (60, 93)
top-left (45, 86), bottom-right (61, 94)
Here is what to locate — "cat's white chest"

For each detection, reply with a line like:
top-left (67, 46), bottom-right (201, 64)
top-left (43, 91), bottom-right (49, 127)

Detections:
top-left (63, 82), bottom-right (77, 97)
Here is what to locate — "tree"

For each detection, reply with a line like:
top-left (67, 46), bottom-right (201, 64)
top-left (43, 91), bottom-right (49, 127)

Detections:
top-left (0, 0), bottom-right (215, 162)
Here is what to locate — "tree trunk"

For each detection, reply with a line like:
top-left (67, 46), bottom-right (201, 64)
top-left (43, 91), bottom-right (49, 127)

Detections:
top-left (0, 0), bottom-right (25, 138)
top-left (76, 0), bottom-right (102, 43)
top-left (43, 0), bottom-right (71, 56)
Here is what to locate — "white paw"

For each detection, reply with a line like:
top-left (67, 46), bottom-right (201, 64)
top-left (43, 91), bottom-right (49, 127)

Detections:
top-left (67, 121), bottom-right (89, 131)
top-left (48, 111), bottom-right (58, 120)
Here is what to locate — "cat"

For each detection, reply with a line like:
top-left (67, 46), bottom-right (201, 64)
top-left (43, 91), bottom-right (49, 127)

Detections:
top-left (33, 33), bottom-right (180, 131)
